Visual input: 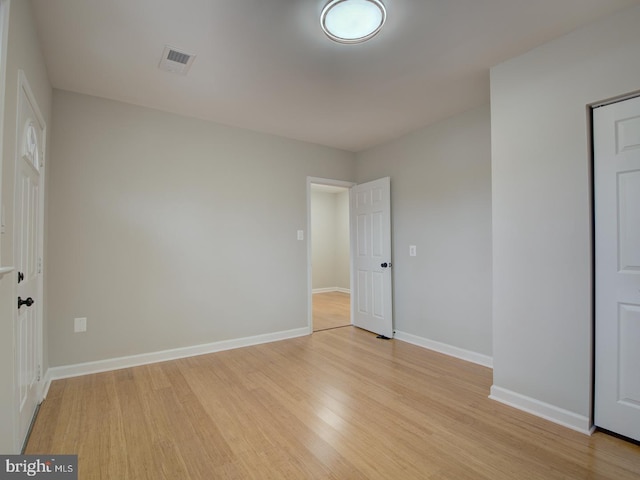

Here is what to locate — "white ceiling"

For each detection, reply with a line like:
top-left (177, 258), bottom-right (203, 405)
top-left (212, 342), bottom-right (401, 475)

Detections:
top-left (31, 0), bottom-right (640, 152)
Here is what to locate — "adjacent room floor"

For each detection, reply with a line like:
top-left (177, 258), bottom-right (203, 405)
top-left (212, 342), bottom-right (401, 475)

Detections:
top-left (26, 327), bottom-right (640, 479)
top-left (312, 291), bottom-right (350, 331)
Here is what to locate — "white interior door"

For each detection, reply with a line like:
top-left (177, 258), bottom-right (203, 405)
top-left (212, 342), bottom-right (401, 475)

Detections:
top-left (351, 177), bottom-right (393, 338)
top-left (15, 71), bottom-right (45, 450)
top-left (594, 95), bottom-right (640, 441)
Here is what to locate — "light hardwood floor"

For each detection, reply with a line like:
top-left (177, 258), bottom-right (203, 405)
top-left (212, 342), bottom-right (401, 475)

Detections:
top-left (27, 327), bottom-right (640, 479)
top-left (313, 291), bottom-right (350, 331)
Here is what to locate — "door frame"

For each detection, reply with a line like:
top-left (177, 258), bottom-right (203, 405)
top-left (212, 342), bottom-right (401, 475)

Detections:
top-left (13, 69), bottom-right (46, 452)
top-left (306, 177), bottom-right (355, 333)
top-left (0, 0), bottom-right (10, 265)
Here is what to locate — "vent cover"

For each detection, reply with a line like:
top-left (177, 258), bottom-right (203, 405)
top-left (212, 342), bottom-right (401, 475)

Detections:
top-left (158, 45), bottom-right (196, 75)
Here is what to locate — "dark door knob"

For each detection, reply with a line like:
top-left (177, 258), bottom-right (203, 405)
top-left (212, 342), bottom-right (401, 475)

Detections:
top-left (18, 296), bottom-right (34, 309)
top-left (381, 263), bottom-right (388, 268)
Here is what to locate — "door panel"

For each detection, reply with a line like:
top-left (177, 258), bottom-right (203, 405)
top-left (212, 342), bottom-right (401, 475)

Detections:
top-left (617, 170), bottom-right (640, 271)
top-left (594, 95), bottom-right (640, 441)
top-left (618, 304), bottom-right (640, 407)
top-left (351, 177), bottom-right (392, 338)
top-left (372, 272), bottom-right (384, 317)
top-left (357, 269), bottom-right (368, 314)
top-left (357, 214), bottom-right (367, 255)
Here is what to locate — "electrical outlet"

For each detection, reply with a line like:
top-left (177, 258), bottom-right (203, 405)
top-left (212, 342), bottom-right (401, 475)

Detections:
top-left (74, 317), bottom-right (87, 333)
top-left (297, 230), bottom-right (304, 241)
top-left (409, 245), bottom-right (417, 256)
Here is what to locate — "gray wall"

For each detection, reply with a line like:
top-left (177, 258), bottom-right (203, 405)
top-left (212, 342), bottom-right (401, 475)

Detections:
top-left (47, 90), bottom-right (355, 367)
top-left (311, 189), bottom-right (349, 291)
top-left (491, 4), bottom-right (640, 420)
top-left (0, 0), bottom-right (52, 454)
top-left (334, 190), bottom-right (350, 290)
top-left (356, 105), bottom-right (493, 357)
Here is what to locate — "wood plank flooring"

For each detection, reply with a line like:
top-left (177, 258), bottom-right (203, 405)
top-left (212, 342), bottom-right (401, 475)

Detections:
top-left (313, 291), bottom-right (350, 331)
top-left (26, 327), bottom-right (640, 479)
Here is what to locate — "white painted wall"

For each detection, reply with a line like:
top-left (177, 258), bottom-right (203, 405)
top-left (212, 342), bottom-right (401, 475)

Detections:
top-left (311, 189), bottom-right (349, 291)
top-left (356, 105), bottom-right (492, 357)
top-left (311, 191), bottom-right (334, 290)
top-left (0, 0), bottom-right (52, 454)
top-left (335, 190), bottom-right (350, 290)
top-left (491, 4), bottom-right (640, 425)
top-left (47, 90), bottom-right (355, 367)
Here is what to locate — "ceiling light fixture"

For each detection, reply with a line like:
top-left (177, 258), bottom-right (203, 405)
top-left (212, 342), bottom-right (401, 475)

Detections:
top-left (321, 0), bottom-right (387, 44)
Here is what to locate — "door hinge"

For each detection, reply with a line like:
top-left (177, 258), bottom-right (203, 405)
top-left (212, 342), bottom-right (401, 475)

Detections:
top-left (37, 257), bottom-right (42, 274)
top-left (37, 365), bottom-right (41, 382)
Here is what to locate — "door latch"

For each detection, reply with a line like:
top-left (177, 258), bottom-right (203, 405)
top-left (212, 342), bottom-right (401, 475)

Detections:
top-left (18, 296), bottom-right (34, 309)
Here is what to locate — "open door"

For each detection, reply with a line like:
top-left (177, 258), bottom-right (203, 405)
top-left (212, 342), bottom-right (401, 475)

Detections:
top-left (15, 71), bottom-right (45, 451)
top-left (351, 177), bottom-right (393, 338)
top-left (594, 95), bottom-right (640, 441)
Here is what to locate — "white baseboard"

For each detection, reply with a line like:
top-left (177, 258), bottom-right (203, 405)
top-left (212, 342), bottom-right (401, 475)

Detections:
top-left (313, 287), bottom-right (351, 294)
top-left (394, 330), bottom-right (493, 368)
top-left (313, 287), bottom-right (336, 294)
top-left (489, 385), bottom-right (594, 435)
top-left (43, 327), bottom-right (309, 394)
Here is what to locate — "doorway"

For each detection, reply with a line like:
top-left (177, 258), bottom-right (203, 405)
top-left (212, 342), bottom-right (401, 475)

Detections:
top-left (308, 179), bottom-right (353, 332)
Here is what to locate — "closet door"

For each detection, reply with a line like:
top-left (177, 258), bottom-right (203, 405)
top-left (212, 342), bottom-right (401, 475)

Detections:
top-left (594, 95), bottom-right (640, 441)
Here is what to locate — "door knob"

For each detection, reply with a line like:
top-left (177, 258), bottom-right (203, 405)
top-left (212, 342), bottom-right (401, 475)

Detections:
top-left (381, 263), bottom-right (388, 268)
top-left (18, 296), bottom-right (34, 309)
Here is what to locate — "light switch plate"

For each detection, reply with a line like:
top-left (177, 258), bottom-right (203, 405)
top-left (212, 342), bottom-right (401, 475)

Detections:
top-left (297, 230), bottom-right (304, 241)
top-left (74, 317), bottom-right (87, 333)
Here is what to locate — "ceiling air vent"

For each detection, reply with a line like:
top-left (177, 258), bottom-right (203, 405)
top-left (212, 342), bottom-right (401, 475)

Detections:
top-left (158, 45), bottom-right (196, 75)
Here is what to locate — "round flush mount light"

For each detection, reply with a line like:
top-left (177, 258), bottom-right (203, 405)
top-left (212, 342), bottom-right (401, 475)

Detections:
top-left (321, 0), bottom-right (387, 44)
